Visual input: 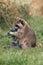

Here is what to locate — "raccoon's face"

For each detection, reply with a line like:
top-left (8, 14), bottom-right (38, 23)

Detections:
top-left (14, 17), bottom-right (25, 30)
top-left (8, 17), bottom-right (25, 39)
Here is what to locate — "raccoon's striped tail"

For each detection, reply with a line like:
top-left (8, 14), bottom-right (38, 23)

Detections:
top-left (36, 43), bottom-right (42, 48)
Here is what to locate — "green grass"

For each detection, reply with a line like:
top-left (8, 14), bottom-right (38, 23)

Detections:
top-left (0, 16), bottom-right (43, 65)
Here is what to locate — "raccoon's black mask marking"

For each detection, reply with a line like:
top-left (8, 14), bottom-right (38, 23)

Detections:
top-left (15, 24), bottom-right (20, 28)
top-left (19, 20), bottom-right (25, 26)
top-left (15, 20), bottom-right (25, 29)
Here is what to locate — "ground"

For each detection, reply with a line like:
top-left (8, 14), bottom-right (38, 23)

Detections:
top-left (0, 16), bottom-right (43, 65)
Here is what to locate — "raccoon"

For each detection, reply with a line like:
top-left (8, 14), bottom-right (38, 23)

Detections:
top-left (11, 17), bottom-right (36, 49)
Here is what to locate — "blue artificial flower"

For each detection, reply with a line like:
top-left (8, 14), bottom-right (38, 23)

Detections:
top-left (10, 28), bottom-right (18, 32)
top-left (11, 42), bottom-right (18, 46)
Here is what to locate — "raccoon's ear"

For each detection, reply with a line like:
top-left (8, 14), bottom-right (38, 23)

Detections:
top-left (15, 17), bottom-right (20, 21)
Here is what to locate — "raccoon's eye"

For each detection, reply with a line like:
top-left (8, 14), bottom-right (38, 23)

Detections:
top-left (15, 25), bottom-right (20, 28)
top-left (19, 20), bottom-right (24, 26)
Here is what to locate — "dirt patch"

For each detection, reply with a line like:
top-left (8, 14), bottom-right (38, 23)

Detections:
top-left (30, 0), bottom-right (43, 15)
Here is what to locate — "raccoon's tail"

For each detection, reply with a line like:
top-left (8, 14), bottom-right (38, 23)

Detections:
top-left (36, 43), bottom-right (42, 48)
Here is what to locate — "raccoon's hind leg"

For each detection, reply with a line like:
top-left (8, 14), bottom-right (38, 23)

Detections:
top-left (22, 43), bottom-right (28, 49)
top-left (21, 41), bottom-right (35, 49)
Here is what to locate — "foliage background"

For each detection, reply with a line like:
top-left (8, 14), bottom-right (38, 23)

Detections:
top-left (0, 0), bottom-right (43, 65)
